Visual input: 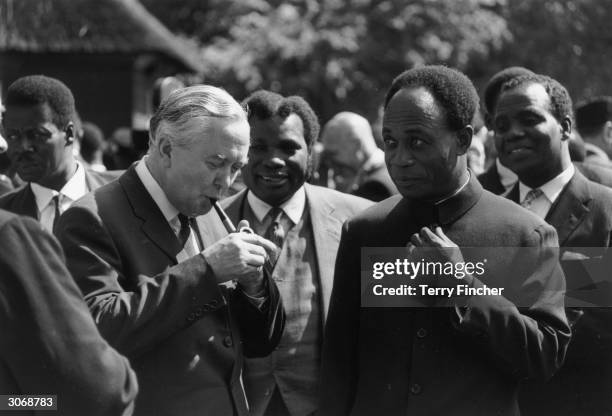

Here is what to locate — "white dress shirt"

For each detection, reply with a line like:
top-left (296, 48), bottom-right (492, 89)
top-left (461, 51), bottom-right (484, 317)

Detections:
top-left (518, 164), bottom-right (575, 219)
top-left (135, 158), bottom-right (199, 262)
top-left (30, 162), bottom-right (88, 232)
top-left (246, 186), bottom-right (306, 230)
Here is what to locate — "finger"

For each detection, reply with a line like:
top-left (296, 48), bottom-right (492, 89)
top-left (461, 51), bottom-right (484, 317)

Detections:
top-left (244, 252), bottom-right (266, 267)
top-left (239, 233), bottom-right (277, 253)
top-left (433, 226), bottom-right (446, 239)
top-left (410, 233), bottom-right (424, 246)
top-left (243, 242), bottom-right (268, 260)
top-left (420, 227), bottom-right (439, 244)
top-left (237, 219), bottom-right (250, 230)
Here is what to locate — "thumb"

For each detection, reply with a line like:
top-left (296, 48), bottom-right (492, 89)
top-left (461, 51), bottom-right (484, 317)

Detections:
top-left (237, 219), bottom-right (251, 231)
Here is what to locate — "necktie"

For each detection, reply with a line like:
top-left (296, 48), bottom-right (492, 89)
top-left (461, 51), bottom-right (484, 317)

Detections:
top-left (265, 207), bottom-right (286, 269)
top-left (521, 188), bottom-right (543, 209)
top-left (265, 207), bottom-right (286, 249)
top-left (52, 194), bottom-right (61, 230)
top-left (176, 213), bottom-right (199, 257)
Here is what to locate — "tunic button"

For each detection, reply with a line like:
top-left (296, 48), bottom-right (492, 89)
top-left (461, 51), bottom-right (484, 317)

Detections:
top-left (410, 383), bottom-right (422, 395)
top-left (416, 328), bottom-right (427, 338)
top-left (223, 335), bottom-right (233, 347)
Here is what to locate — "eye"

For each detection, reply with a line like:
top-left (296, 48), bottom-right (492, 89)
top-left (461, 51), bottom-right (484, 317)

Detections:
top-left (410, 137), bottom-right (425, 149)
top-left (494, 118), bottom-right (510, 134)
top-left (206, 160), bottom-right (222, 170)
top-left (230, 164), bottom-right (242, 174)
top-left (383, 137), bottom-right (397, 149)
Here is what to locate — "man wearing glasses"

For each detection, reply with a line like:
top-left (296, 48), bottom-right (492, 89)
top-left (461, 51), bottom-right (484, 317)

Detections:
top-left (0, 75), bottom-right (117, 231)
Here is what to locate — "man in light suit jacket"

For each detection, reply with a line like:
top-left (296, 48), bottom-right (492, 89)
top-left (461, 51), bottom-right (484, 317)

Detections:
top-left (0, 75), bottom-right (118, 232)
top-left (0, 208), bottom-right (138, 416)
top-left (494, 73), bottom-right (612, 415)
top-left (319, 66), bottom-right (570, 416)
top-left (55, 86), bottom-right (285, 416)
top-left (217, 90), bottom-right (372, 416)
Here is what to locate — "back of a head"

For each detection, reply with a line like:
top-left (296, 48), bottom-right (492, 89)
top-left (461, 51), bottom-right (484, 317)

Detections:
top-left (384, 65), bottom-right (479, 131)
top-left (5, 75), bottom-right (75, 128)
top-left (483, 66), bottom-right (534, 117)
top-left (80, 122), bottom-right (105, 163)
top-left (321, 112), bottom-right (376, 152)
top-left (149, 85), bottom-right (247, 147)
top-left (575, 96), bottom-right (612, 137)
top-left (243, 89), bottom-right (320, 149)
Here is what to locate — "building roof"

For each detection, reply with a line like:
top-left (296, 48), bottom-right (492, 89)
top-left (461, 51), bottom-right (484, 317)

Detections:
top-left (0, 0), bottom-right (202, 72)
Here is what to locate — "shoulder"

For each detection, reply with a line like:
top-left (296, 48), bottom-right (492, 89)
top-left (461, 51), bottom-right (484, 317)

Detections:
top-left (0, 185), bottom-right (27, 207)
top-left (85, 168), bottom-right (122, 189)
top-left (306, 184), bottom-right (373, 213)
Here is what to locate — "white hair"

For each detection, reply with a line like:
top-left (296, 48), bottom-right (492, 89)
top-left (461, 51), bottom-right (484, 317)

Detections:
top-left (149, 85), bottom-right (246, 149)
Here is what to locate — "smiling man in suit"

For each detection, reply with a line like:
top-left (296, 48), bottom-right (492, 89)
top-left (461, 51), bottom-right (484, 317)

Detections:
top-left (218, 90), bottom-right (372, 416)
top-left (493, 73), bottom-right (612, 415)
top-left (55, 85), bottom-right (285, 416)
top-left (0, 75), bottom-right (117, 232)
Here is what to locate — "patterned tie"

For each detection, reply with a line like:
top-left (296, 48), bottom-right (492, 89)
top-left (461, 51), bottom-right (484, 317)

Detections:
top-left (266, 207), bottom-right (286, 248)
top-left (265, 207), bottom-right (286, 269)
top-left (521, 188), bottom-right (543, 209)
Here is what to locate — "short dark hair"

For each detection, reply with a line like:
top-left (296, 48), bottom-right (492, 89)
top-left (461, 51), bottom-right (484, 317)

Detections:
top-left (483, 66), bottom-right (534, 115)
top-left (384, 65), bottom-right (479, 131)
top-left (80, 121), bottom-right (105, 162)
top-left (500, 74), bottom-right (573, 123)
top-left (242, 90), bottom-right (320, 149)
top-left (575, 96), bottom-right (612, 137)
top-left (5, 75), bottom-right (76, 128)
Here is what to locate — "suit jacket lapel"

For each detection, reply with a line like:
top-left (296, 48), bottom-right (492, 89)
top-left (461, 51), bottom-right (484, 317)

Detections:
top-left (507, 182), bottom-right (520, 204)
top-left (119, 167), bottom-right (183, 262)
top-left (545, 172), bottom-right (591, 246)
top-left (15, 185), bottom-right (39, 219)
top-left (305, 183), bottom-right (342, 321)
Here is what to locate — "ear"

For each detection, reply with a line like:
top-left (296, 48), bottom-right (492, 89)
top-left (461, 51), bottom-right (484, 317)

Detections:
top-left (455, 125), bottom-right (474, 155)
top-left (560, 116), bottom-right (572, 141)
top-left (64, 122), bottom-right (74, 145)
top-left (157, 135), bottom-right (174, 167)
top-left (602, 121), bottom-right (612, 147)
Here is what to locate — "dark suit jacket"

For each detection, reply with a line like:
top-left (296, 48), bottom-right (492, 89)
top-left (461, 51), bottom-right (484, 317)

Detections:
top-left (319, 174), bottom-right (570, 416)
top-left (507, 170), bottom-right (612, 415)
top-left (353, 163), bottom-right (398, 202)
top-left (0, 168), bottom-right (119, 219)
top-left (479, 160), bottom-right (612, 196)
top-left (219, 184), bottom-right (373, 415)
top-left (0, 209), bottom-right (137, 416)
top-left (55, 166), bottom-right (285, 416)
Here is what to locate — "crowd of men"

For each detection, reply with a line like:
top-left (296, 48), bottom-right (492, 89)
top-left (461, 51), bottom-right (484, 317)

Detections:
top-left (1, 64), bottom-right (611, 416)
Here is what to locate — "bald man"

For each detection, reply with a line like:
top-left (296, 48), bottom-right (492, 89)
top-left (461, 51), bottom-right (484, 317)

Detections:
top-left (320, 111), bottom-right (397, 201)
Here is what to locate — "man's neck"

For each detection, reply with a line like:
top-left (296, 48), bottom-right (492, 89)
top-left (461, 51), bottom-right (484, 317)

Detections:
top-left (519, 156), bottom-right (571, 189)
top-left (37, 158), bottom-right (77, 191)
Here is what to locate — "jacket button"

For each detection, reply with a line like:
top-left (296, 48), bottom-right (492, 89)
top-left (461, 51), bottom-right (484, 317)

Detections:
top-left (416, 328), bottom-right (427, 338)
top-left (410, 383), bottom-right (422, 395)
top-left (187, 313), bottom-right (196, 322)
top-left (195, 308), bottom-right (203, 317)
top-left (210, 299), bottom-right (219, 308)
top-left (223, 335), bottom-right (233, 347)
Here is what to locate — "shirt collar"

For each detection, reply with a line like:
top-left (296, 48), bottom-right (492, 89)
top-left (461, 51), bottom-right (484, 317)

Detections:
top-left (519, 164), bottom-right (575, 204)
top-left (496, 158), bottom-right (518, 189)
top-left (246, 186), bottom-right (306, 225)
top-left (30, 161), bottom-right (88, 212)
top-left (135, 157), bottom-right (179, 223)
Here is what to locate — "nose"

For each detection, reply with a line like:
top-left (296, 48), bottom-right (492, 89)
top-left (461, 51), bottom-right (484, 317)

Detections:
top-left (388, 143), bottom-right (415, 167)
top-left (213, 165), bottom-right (234, 194)
top-left (263, 148), bottom-right (285, 169)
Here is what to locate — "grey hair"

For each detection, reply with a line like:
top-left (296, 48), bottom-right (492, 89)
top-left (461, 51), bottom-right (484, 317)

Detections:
top-left (149, 85), bottom-right (247, 149)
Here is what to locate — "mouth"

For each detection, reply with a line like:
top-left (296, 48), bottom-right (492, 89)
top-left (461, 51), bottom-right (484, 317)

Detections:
top-left (504, 142), bottom-right (534, 155)
top-left (257, 173), bottom-right (289, 186)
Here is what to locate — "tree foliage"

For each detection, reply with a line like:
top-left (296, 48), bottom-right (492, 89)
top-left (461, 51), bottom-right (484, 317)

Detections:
top-left (142, 0), bottom-right (612, 123)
